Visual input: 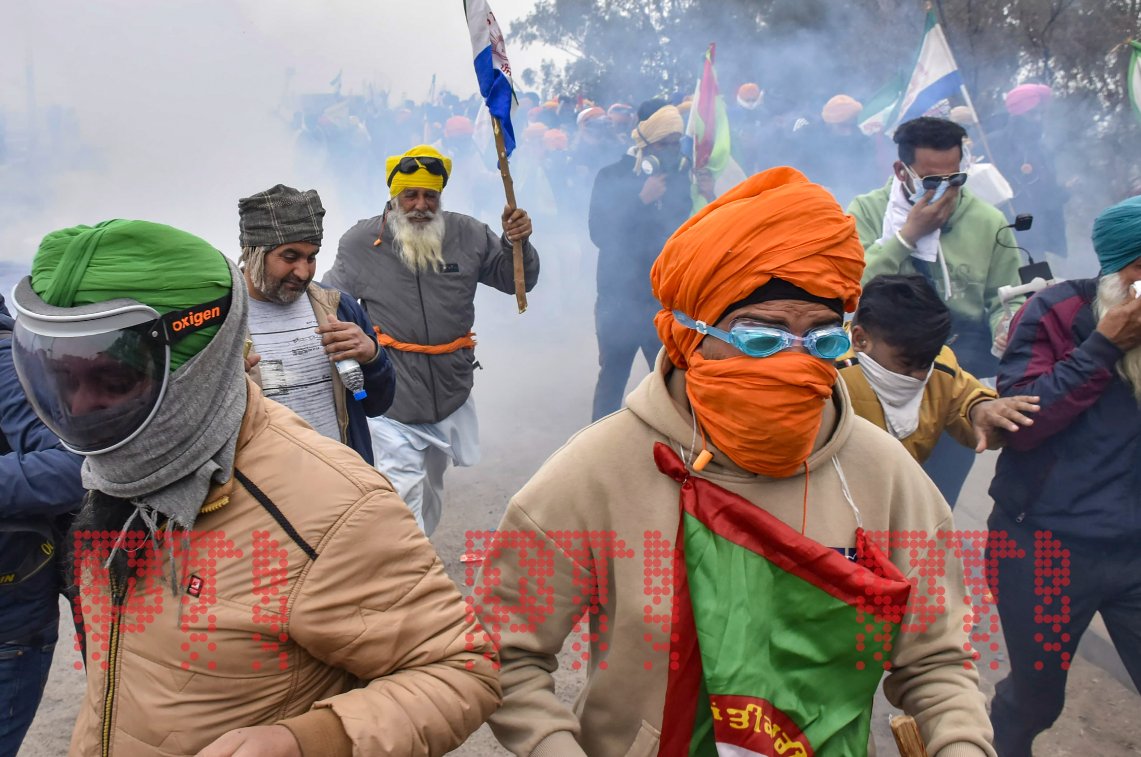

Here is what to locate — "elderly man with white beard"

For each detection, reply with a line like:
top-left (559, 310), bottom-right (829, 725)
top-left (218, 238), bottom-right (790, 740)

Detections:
top-left (325, 145), bottom-right (539, 534)
top-left (987, 195), bottom-right (1141, 757)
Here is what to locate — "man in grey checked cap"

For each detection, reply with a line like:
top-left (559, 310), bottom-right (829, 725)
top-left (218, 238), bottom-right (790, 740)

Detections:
top-left (239, 184), bottom-right (395, 464)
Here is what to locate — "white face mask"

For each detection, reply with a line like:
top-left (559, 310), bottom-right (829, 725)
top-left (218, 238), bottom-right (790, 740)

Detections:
top-left (857, 351), bottom-right (933, 439)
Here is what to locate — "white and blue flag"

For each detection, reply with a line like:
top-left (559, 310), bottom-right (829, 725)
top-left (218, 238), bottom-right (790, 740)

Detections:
top-left (893, 12), bottom-right (964, 127)
top-left (466, 0), bottom-right (517, 156)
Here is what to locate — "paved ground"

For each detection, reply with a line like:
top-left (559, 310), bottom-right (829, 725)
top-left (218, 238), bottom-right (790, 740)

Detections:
top-left (18, 284), bottom-right (1140, 756)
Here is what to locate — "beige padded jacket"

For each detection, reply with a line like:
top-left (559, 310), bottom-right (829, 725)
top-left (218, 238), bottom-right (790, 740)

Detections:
top-left (68, 380), bottom-right (499, 756)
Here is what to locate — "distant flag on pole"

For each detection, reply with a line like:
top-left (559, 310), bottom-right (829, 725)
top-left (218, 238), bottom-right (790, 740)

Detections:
top-left (1129, 40), bottom-right (1141, 124)
top-left (686, 43), bottom-right (744, 211)
top-left (329, 69), bottom-right (343, 94)
top-left (465, 0), bottom-right (517, 156)
top-left (687, 43), bottom-right (730, 174)
top-left (891, 12), bottom-right (964, 129)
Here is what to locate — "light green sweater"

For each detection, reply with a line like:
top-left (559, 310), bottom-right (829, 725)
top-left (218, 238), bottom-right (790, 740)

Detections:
top-left (848, 180), bottom-right (1022, 345)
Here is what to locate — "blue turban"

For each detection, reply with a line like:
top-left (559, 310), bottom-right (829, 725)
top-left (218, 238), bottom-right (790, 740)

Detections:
top-left (1094, 196), bottom-right (1141, 274)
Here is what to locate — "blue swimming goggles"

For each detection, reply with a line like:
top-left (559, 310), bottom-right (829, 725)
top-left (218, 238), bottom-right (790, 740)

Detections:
top-left (673, 310), bottom-right (851, 360)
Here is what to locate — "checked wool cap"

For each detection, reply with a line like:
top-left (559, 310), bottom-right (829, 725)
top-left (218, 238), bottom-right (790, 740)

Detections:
top-left (238, 184), bottom-right (325, 249)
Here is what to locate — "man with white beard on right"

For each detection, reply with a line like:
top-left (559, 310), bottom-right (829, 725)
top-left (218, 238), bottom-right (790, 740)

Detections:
top-left (987, 194), bottom-right (1141, 757)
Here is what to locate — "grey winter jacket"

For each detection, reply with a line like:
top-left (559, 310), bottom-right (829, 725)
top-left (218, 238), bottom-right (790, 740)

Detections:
top-left (325, 208), bottom-right (539, 425)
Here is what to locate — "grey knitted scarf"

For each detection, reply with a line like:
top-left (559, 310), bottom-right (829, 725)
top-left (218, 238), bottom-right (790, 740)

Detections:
top-left (82, 260), bottom-right (249, 540)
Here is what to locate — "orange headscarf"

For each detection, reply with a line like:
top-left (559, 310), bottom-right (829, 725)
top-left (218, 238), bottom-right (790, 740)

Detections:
top-left (652, 166), bottom-right (864, 370)
top-left (650, 167), bottom-right (865, 478)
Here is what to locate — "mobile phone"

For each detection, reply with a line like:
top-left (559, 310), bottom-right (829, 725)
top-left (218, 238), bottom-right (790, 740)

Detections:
top-left (1132, 282), bottom-right (1141, 299)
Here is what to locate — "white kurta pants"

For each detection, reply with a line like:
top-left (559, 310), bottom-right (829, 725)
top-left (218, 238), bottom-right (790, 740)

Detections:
top-left (368, 395), bottom-right (480, 535)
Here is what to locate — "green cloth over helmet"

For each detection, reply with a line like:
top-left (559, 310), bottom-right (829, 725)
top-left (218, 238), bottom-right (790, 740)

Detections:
top-left (30, 219), bottom-right (232, 372)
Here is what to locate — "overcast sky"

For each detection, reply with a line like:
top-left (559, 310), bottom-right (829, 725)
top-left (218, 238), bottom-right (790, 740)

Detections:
top-left (0, 1), bottom-right (562, 260)
top-left (1, 0), bottom-right (556, 110)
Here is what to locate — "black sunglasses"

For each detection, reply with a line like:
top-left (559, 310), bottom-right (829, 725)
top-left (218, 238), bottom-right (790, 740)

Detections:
top-left (387, 156), bottom-right (449, 187)
top-left (912, 170), bottom-right (968, 190)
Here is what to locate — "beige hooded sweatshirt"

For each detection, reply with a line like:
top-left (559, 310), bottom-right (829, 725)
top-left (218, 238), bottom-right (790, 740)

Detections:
top-left (479, 353), bottom-right (994, 757)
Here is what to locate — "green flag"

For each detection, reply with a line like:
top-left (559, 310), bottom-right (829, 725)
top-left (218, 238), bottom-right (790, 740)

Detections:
top-left (858, 74), bottom-right (904, 136)
top-left (655, 444), bottom-right (913, 756)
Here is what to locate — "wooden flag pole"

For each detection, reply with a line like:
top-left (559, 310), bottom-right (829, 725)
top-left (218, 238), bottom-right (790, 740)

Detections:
top-left (492, 115), bottom-right (527, 313)
top-left (890, 715), bottom-right (930, 757)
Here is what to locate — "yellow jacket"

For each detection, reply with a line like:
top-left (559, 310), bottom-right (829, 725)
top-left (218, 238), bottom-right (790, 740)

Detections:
top-left (838, 346), bottom-right (997, 463)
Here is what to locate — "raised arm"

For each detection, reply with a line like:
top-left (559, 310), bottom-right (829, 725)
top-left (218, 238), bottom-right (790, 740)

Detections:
top-left (476, 211), bottom-right (540, 295)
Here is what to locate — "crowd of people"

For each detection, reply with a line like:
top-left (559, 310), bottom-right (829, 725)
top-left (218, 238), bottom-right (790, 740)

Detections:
top-left (1, 69), bottom-right (1139, 757)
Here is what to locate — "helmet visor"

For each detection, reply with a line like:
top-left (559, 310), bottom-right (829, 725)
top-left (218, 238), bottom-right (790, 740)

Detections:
top-left (12, 320), bottom-right (168, 454)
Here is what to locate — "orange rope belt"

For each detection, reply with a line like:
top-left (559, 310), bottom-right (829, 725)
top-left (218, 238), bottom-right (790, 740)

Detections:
top-left (374, 326), bottom-right (476, 355)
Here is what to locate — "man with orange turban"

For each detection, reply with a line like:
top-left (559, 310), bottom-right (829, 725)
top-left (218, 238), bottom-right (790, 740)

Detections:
top-left (479, 168), bottom-right (995, 757)
top-left (325, 145), bottom-right (539, 534)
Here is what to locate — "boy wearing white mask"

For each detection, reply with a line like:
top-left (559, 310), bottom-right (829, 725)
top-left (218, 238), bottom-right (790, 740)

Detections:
top-left (838, 274), bottom-right (1039, 464)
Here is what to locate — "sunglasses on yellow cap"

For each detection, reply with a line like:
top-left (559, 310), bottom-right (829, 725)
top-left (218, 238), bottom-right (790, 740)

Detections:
top-left (387, 156), bottom-right (449, 188)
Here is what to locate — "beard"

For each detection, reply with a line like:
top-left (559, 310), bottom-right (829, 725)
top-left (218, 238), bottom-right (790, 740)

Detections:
top-left (243, 247), bottom-right (310, 305)
top-left (1095, 274), bottom-right (1141, 403)
top-left (258, 273), bottom-right (310, 305)
top-left (389, 201), bottom-right (447, 274)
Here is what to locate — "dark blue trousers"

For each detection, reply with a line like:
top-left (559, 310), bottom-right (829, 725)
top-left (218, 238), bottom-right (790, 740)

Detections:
top-left (592, 300), bottom-right (660, 422)
top-left (0, 621), bottom-right (57, 757)
top-left (923, 431), bottom-right (977, 507)
top-left (987, 508), bottom-right (1141, 757)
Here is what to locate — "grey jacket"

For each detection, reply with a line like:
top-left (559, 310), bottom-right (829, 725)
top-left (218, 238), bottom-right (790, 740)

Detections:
top-left (325, 208), bottom-right (539, 424)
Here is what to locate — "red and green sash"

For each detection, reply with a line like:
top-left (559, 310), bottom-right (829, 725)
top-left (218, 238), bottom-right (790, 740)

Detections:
top-left (654, 443), bottom-right (912, 756)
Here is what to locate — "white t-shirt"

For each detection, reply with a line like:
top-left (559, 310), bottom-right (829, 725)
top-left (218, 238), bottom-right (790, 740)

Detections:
top-left (247, 296), bottom-right (341, 441)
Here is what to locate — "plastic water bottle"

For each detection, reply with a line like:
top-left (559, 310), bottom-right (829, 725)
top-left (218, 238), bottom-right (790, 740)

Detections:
top-left (335, 358), bottom-right (367, 401)
top-left (991, 311), bottom-right (1013, 359)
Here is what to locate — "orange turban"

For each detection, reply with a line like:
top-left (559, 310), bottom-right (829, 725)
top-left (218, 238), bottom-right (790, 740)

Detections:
top-left (651, 167), bottom-right (864, 370)
top-left (444, 116), bottom-right (474, 138)
top-left (576, 106), bottom-right (605, 128)
top-left (542, 128), bottom-right (569, 151)
top-left (822, 94), bottom-right (862, 124)
top-left (523, 122), bottom-right (548, 143)
top-left (737, 83), bottom-right (762, 108)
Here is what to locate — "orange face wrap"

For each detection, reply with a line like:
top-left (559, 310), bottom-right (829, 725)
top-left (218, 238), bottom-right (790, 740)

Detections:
top-left (650, 167), bottom-right (866, 477)
top-left (685, 352), bottom-right (837, 477)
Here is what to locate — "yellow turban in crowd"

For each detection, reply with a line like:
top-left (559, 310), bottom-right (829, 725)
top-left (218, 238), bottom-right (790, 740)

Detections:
top-left (631, 105), bottom-right (685, 149)
top-left (821, 95), bottom-right (863, 124)
top-left (949, 105), bottom-right (976, 126)
top-left (385, 145), bottom-right (453, 197)
top-left (630, 104), bottom-right (685, 175)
